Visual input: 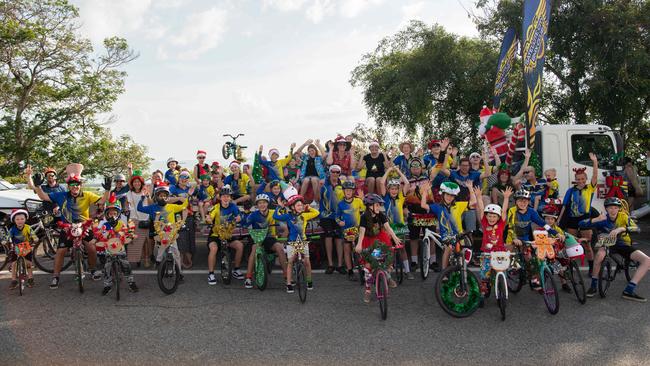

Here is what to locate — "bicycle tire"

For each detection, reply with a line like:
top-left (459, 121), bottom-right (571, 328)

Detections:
top-left (434, 265), bottom-right (481, 318)
top-left (624, 260), bottom-right (638, 283)
top-left (157, 254), bottom-right (180, 295)
top-left (18, 257), bottom-right (26, 296)
top-left (541, 267), bottom-right (559, 315)
top-left (376, 270), bottom-right (388, 320)
top-left (75, 249), bottom-right (84, 294)
top-left (220, 246), bottom-right (232, 285)
top-left (419, 238), bottom-right (430, 280)
top-left (222, 143), bottom-right (231, 160)
top-left (497, 274), bottom-right (506, 321)
top-left (112, 259), bottom-right (121, 302)
top-left (255, 249), bottom-right (268, 291)
top-left (598, 258), bottom-right (612, 298)
top-left (394, 250), bottom-right (404, 285)
top-left (33, 236), bottom-right (72, 273)
top-left (568, 260), bottom-right (586, 304)
top-left (296, 262), bottom-right (307, 303)
top-left (507, 254), bottom-right (525, 293)
top-left (0, 243), bottom-right (10, 272)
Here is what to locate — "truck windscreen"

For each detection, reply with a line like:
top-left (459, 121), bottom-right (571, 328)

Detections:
top-left (571, 134), bottom-right (617, 170)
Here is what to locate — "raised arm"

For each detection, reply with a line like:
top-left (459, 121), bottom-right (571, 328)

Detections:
top-left (25, 165), bottom-right (51, 202)
top-left (315, 139), bottom-right (326, 156)
top-left (420, 181), bottom-right (432, 212)
top-left (512, 149), bottom-right (531, 182)
top-left (295, 139), bottom-right (312, 155)
top-left (589, 152), bottom-right (598, 187)
top-left (500, 186), bottom-right (513, 222)
top-left (325, 141), bottom-right (335, 165)
top-left (472, 185), bottom-right (484, 220)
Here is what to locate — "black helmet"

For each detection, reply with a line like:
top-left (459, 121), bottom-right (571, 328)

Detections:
top-left (342, 181), bottom-right (356, 190)
top-left (363, 193), bottom-right (383, 206)
top-left (604, 197), bottom-right (622, 207)
top-left (514, 189), bottom-right (531, 200)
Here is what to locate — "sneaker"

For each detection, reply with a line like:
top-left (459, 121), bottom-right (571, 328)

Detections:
top-left (388, 279), bottom-right (397, 288)
top-left (91, 271), bottom-right (102, 281)
top-left (337, 266), bottom-right (347, 275)
top-left (622, 291), bottom-right (647, 303)
top-left (286, 284), bottom-right (294, 293)
top-left (325, 266), bottom-right (334, 275)
top-left (347, 270), bottom-right (355, 281)
top-left (179, 275), bottom-right (185, 284)
top-left (307, 281), bottom-right (313, 290)
top-left (49, 277), bottom-right (59, 289)
top-left (411, 262), bottom-right (418, 272)
top-left (586, 287), bottom-right (597, 298)
top-left (363, 290), bottom-right (371, 303)
top-left (531, 279), bottom-right (542, 291)
top-left (207, 273), bottom-right (217, 285)
top-left (102, 286), bottom-right (112, 296)
top-left (244, 278), bottom-right (253, 289)
top-left (561, 283), bottom-right (573, 294)
top-left (232, 269), bottom-right (245, 280)
top-left (9, 280), bottom-right (18, 290)
top-left (27, 278), bottom-right (34, 288)
top-left (406, 272), bottom-right (415, 280)
top-left (430, 262), bottom-right (440, 272)
top-left (128, 282), bottom-right (139, 293)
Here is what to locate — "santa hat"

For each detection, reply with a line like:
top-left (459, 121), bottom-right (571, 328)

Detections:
top-left (10, 208), bottom-right (29, 222)
top-left (479, 105), bottom-right (494, 124)
top-left (196, 150), bottom-right (207, 158)
top-left (427, 139), bottom-right (441, 149)
top-left (269, 149), bottom-right (280, 157)
top-left (229, 161), bottom-right (241, 170)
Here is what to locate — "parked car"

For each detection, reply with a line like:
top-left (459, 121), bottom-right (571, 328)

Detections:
top-left (0, 177), bottom-right (41, 221)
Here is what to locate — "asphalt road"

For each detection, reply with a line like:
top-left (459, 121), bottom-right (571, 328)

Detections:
top-left (0, 221), bottom-right (649, 366)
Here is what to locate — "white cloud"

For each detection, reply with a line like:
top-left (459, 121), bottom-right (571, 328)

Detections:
top-left (401, 1), bottom-right (426, 23)
top-left (339, 0), bottom-right (384, 18)
top-left (305, 0), bottom-right (335, 24)
top-left (263, 0), bottom-right (382, 23)
top-left (262, 0), bottom-right (306, 12)
top-left (75, 0), bottom-right (153, 44)
top-left (170, 7), bottom-right (229, 60)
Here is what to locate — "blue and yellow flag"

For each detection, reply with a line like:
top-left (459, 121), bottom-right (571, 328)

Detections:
top-left (522, 0), bottom-right (551, 149)
top-left (493, 27), bottom-right (518, 111)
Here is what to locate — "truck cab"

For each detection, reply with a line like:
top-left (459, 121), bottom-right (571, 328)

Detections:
top-left (0, 178), bottom-right (42, 221)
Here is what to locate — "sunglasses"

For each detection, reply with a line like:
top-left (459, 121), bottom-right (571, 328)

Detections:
top-left (46, 173), bottom-right (56, 178)
top-left (431, 144), bottom-right (440, 148)
top-left (68, 182), bottom-right (80, 187)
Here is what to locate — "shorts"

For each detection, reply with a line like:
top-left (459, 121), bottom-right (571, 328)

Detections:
top-left (462, 210), bottom-right (477, 232)
top-left (148, 219), bottom-right (156, 238)
top-left (365, 171), bottom-right (383, 178)
top-left (564, 214), bottom-right (589, 230)
top-left (286, 242), bottom-right (310, 259)
top-left (58, 229), bottom-right (94, 249)
top-left (319, 218), bottom-right (341, 239)
top-left (610, 245), bottom-right (637, 262)
top-left (8, 251), bottom-right (33, 262)
top-left (261, 236), bottom-right (279, 253)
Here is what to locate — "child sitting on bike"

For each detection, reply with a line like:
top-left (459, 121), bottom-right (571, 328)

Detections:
top-left (205, 185), bottom-right (244, 285)
top-left (97, 196), bottom-right (138, 295)
top-left (579, 197), bottom-right (649, 302)
top-left (258, 144), bottom-right (295, 182)
top-left (379, 167), bottom-right (411, 278)
top-left (7, 209), bottom-right (37, 290)
top-left (255, 180), bottom-right (283, 209)
top-left (273, 189), bottom-right (320, 293)
top-left (471, 185), bottom-right (512, 297)
top-left (243, 193), bottom-right (288, 289)
top-left (541, 202), bottom-right (572, 293)
top-left (337, 181), bottom-right (365, 280)
top-left (355, 194), bottom-right (402, 303)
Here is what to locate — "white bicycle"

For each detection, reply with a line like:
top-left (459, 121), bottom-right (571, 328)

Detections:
top-left (480, 251), bottom-right (516, 321)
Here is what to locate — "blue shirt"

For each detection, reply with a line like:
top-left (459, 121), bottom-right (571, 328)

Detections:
top-left (427, 203), bottom-right (460, 239)
top-left (506, 207), bottom-right (557, 242)
top-left (393, 155), bottom-right (411, 178)
top-left (169, 184), bottom-right (191, 198)
top-left (319, 180), bottom-right (343, 220)
top-left (449, 170), bottom-right (481, 187)
top-left (164, 169), bottom-right (178, 186)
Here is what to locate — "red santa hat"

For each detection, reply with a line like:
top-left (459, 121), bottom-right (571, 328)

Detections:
top-left (196, 150), bottom-right (207, 158)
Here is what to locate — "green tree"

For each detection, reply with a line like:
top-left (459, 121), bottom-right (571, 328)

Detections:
top-left (0, 0), bottom-right (140, 176)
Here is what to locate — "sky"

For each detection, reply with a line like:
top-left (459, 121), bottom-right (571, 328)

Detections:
top-left (72, 0), bottom-right (479, 165)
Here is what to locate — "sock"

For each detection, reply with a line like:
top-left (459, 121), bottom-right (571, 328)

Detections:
top-left (411, 256), bottom-right (418, 264)
top-left (209, 271), bottom-right (214, 275)
top-left (429, 256), bottom-right (435, 264)
top-left (590, 277), bottom-right (598, 289)
top-left (588, 260), bottom-right (594, 277)
top-left (624, 282), bottom-right (637, 294)
top-left (403, 260), bottom-right (410, 272)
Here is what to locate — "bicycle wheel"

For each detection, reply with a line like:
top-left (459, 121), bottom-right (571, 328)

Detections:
top-left (598, 258), bottom-right (612, 298)
top-left (0, 243), bottom-right (10, 272)
top-left (394, 251), bottom-right (404, 285)
top-left (157, 254), bottom-right (180, 295)
top-left (496, 274), bottom-right (507, 321)
top-left (376, 270), bottom-right (388, 320)
top-left (568, 260), bottom-right (586, 304)
top-left (220, 247), bottom-right (232, 285)
top-left (419, 238), bottom-right (430, 280)
top-left (112, 260), bottom-right (121, 301)
top-left (434, 265), bottom-right (481, 318)
top-left (507, 254), bottom-right (525, 293)
top-left (541, 267), bottom-right (559, 315)
top-left (222, 143), bottom-right (231, 160)
top-left (296, 262), bottom-right (307, 303)
top-left (625, 260), bottom-right (638, 283)
top-left (75, 249), bottom-right (84, 294)
top-left (18, 257), bottom-right (26, 297)
top-left (255, 249), bottom-right (268, 291)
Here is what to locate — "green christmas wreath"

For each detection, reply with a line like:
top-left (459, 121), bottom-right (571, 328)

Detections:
top-left (361, 240), bottom-right (394, 270)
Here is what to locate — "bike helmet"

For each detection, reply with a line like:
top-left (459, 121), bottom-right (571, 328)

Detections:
top-left (440, 182), bottom-right (460, 196)
top-left (269, 180), bottom-right (281, 188)
top-left (220, 185), bottom-right (234, 196)
top-left (287, 194), bottom-right (304, 207)
top-left (387, 179), bottom-right (401, 187)
top-left (154, 183), bottom-right (170, 195)
top-left (484, 204), bottom-right (502, 217)
top-left (342, 181), bottom-right (356, 190)
top-left (363, 193), bottom-right (384, 206)
top-left (542, 204), bottom-right (560, 218)
top-left (44, 167), bottom-right (57, 176)
top-left (166, 157), bottom-right (178, 167)
top-left (514, 188), bottom-right (531, 200)
top-left (255, 193), bottom-right (270, 203)
top-left (113, 174), bottom-right (126, 182)
top-left (408, 157), bottom-right (424, 169)
top-left (10, 209), bottom-right (29, 223)
top-left (604, 197), bottom-right (623, 207)
top-left (104, 199), bottom-right (122, 216)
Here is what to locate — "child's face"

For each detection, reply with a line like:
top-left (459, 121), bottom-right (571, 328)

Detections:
top-left (485, 212), bottom-right (499, 225)
top-left (271, 153), bottom-right (279, 162)
top-left (545, 170), bottom-right (556, 181)
top-left (14, 215), bottom-right (26, 227)
top-left (107, 208), bottom-right (119, 219)
top-left (221, 194), bottom-right (231, 206)
top-left (293, 201), bottom-right (304, 213)
top-left (544, 216), bottom-right (556, 226)
top-left (371, 203), bottom-right (382, 214)
top-left (389, 186), bottom-right (399, 197)
top-left (516, 198), bottom-right (529, 211)
top-left (202, 179), bottom-right (210, 187)
top-left (370, 145), bottom-right (379, 154)
top-left (168, 162), bottom-right (177, 170)
top-left (289, 159), bottom-right (297, 168)
top-left (344, 188), bottom-right (354, 199)
top-left (442, 193), bottom-right (455, 205)
top-left (257, 200), bottom-right (268, 211)
top-left (575, 173), bottom-right (587, 187)
top-left (272, 186), bottom-right (281, 195)
top-left (606, 205), bottom-right (620, 217)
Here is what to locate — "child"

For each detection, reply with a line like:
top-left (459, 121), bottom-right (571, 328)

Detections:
top-left (205, 185), bottom-right (244, 285)
top-left (196, 174), bottom-right (213, 222)
top-left (541, 203), bottom-right (571, 293)
top-left (164, 157), bottom-right (180, 186)
top-left (273, 192), bottom-right (320, 293)
top-left (284, 155), bottom-right (301, 186)
top-left (97, 197), bottom-right (138, 295)
top-left (580, 197), bottom-right (649, 302)
top-left (354, 194), bottom-right (402, 303)
top-left (7, 209), bottom-right (36, 290)
top-left (379, 166), bottom-right (412, 278)
top-left (337, 181), bottom-right (365, 280)
top-left (242, 193), bottom-right (288, 289)
top-left (258, 144), bottom-right (295, 182)
top-left (472, 185), bottom-right (512, 298)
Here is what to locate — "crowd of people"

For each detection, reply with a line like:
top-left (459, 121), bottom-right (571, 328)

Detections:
top-left (4, 133), bottom-right (649, 304)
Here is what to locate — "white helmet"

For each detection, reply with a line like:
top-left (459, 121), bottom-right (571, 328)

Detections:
top-left (484, 204), bottom-right (502, 217)
top-left (255, 193), bottom-right (270, 203)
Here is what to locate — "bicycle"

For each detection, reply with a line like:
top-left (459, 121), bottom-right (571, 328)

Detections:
top-left (94, 223), bottom-right (136, 301)
top-left (390, 223), bottom-right (409, 284)
top-left (57, 220), bottom-right (93, 294)
top-left (222, 133), bottom-right (247, 160)
top-left (31, 210), bottom-right (72, 273)
top-left (596, 233), bottom-right (639, 298)
top-left (287, 238), bottom-right (309, 304)
top-left (344, 227), bottom-right (364, 284)
top-left (154, 220), bottom-right (184, 295)
top-left (480, 250), bottom-right (516, 321)
top-left (0, 224), bottom-right (11, 272)
top-left (554, 234), bottom-right (587, 304)
top-left (249, 228), bottom-right (276, 291)
top-left (522, 238), bottom-right (560, 315)
top-left (421, 226), bottom-right (449, 281)
top-left (411, 213), bottom-right (438, 280)
top-left (434, 232), bottom-right (480, 318)
top-left (14, 242), bottom-right (33, 296)
top-left (361, 244), bottom-right (393, 320)
top-left (214, 223), bottom-right (236, 285)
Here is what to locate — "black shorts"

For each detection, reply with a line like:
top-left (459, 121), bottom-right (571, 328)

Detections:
top-left (408, 224), bottom-right (424, 240)
top-left (261, 236), bottom-right (279, 253)
top-left (148, 219), bottom-right (156, 238)
top-left (611, 245), bottom-right (637, 262)
top-left (564, 214), bottom-right (589, 230)
top-left (58, 230), bottom-right (94, 249)
top-left (320, 218), bottom-right (341, 239)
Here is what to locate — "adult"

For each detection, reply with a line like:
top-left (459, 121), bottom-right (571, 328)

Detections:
top-left (326, 135), bottom-right (355, 180)
top-left (357, 141), bottom-right (389, 194)
top-left (393, 141), bottom-right (416, 178)
top-left (37, 167), bottom-right (65, 221)
top-left (319, 165), bottom-right (344, 274)
top-left (125, 170), bottom-right (150, 266)
top-left (296, 139), bottom-right (327, 203)
top-left (623, 157), bottom-right (644, 210)
top-left (193, 150), bottom-right (210, 185)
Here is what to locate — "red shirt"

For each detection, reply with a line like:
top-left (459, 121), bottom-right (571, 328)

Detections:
top-left (480, 216), bottom-right (506, 252)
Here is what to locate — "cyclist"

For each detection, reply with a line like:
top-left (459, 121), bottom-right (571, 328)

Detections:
top-left (171, 170), bottom-right (196, 269)
top-left (96, 196), bottom-right (138, 295)
top-left (205, 185), bottom-right (245, 285)
top-left (580, 197), bottom-right (649, 302)
top-left (111, 174), bottom-right (130, 217)
top-left (7, 209), bottom-right (37, 290)
top-left (257, 144), bottom-right (295, 182)
top-left (541, 202), bottom-right (572, 293)
top-left (320, 165), bottom-right (345, 274)
top-left (165, 157), bottom-right (180, 186)
top-left (337, 180), bottom-right (365, 280)
top-left (243, 193), bottom-right (288, 289)
top-left (354, 194), bottom-right (402, 303)
top-left (273, 192), bottom-right (320, 293)
top-left (26, 163), bottom-right (110, 289)
top-left (379, 166), bottom-right (412, 278)
top-left (37, 167), bottom-right (65, 222)
top-left (405, 157), bottom-right (431, 272)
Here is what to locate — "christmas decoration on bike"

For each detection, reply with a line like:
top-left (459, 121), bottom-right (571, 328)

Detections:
top-left (361, 240), bottom-right (394, 270)
top-left (15, 242), bottom-right (32, 257)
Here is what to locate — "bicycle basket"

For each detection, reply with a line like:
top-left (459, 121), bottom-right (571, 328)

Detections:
top-left (596, 234), bottom-right (617, 248)
top-left (105, 237), bottom-right (125, 255)
top-left (361, 240), bottom-right (394, 270)
top-left (489, 251), bottom-right (511, 271)
top-left (249, 228), bottom-right (268, 245)
top-left (15, 242), bottom-right (32, 257)
top-left (287, 240), bottom-right (308, 255)
top-left (411, 213), bottom-right (437, 227)
top-left (154, 220), bottom-right (184, 246)
top-left (343, 227), bottom-right (359, 242)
